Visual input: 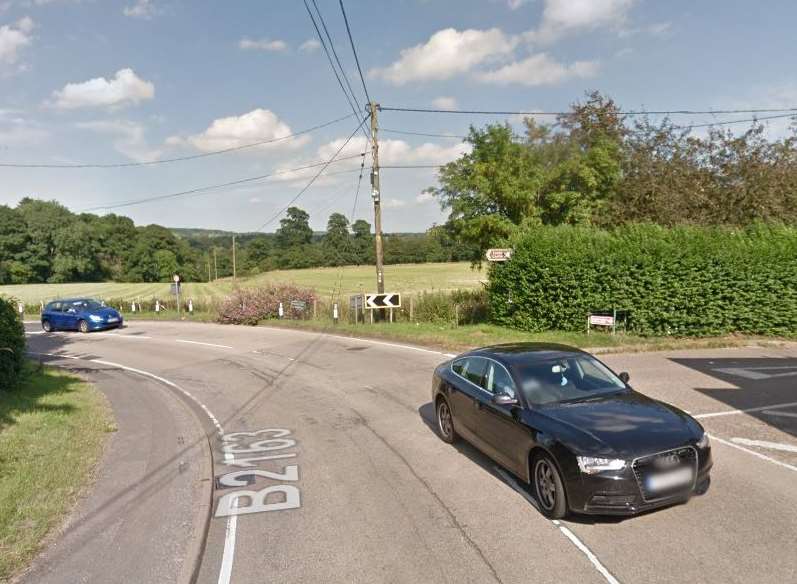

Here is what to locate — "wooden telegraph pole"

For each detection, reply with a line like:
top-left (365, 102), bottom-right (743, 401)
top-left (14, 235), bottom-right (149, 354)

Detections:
top-left (369, 102), bottom-right (385, 296)
top-left (232, 234), bottom-right (237, 281)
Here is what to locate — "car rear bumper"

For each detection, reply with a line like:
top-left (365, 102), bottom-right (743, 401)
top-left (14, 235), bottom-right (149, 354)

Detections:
top-left (568, 447), bottom-right (713, 516)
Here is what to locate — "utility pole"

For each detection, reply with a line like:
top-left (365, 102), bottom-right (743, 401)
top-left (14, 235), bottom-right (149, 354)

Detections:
top-left (369, 102), bottom-right (385, 295)
top-left (206, 254), bottom-right (211, 282)
top-left (213, 248), bottom-right (218, 281)
top-left (232, 234), bottom-right (237, 281)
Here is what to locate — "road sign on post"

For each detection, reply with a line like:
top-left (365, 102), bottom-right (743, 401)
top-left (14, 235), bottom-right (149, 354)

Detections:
top-left (485, 248), bottom-right (513, 262)
top-left (365, 293), bottom-right (401, 310)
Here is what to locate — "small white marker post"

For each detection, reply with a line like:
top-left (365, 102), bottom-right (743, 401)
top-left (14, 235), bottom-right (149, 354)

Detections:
top-left (155, 300), bottom-right (161, 315)
top-left (278, 302), bottom-right (284, 319)
top-left (17, 302), bottom-right (24, 316)
top-left (131, 302), bottom-right (136, 313)
top-left (333, 303), bottom-right (339, 325)
top-left (188, 299), bottom-right (193, 314)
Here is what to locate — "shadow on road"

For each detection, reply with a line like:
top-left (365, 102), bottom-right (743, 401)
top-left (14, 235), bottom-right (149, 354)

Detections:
top-left (670, 356), bottom-right (797, 441)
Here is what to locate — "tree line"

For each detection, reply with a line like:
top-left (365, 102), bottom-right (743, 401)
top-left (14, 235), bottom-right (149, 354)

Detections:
top-left (430, 91), bottom-right (797, 257)
top-left (0, 198), bottom-right (474, 284)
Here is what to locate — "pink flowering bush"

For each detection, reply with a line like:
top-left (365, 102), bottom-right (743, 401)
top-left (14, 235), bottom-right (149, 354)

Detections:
top-left (217, 285), bottom-right (316, 326)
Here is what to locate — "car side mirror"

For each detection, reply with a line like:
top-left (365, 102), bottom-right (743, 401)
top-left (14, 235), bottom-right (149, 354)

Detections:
top-left (492, 393), bottom-right (518, 406)
top-left (618, 372), bottom-right (630, 384)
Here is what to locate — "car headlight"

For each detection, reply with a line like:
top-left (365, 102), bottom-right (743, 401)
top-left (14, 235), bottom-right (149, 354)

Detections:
top-left (576, 456), bottom-right (627, 474)
top-left (696, 432), bottom-right (710, 449)
top-left (89, 315), bottom-right (103, 322)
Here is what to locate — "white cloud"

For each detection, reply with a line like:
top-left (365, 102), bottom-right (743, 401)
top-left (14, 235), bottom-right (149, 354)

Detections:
top-left (416, 191), bottom-right (435, 204)
top-left (432, 96), bottom-right (458, 110)
top-left (299, 38), bottom-right (320, 53)
top-left (76, 120), bottom-right (161, 162)
top-left (382, 198), bottom-right (407, 209)
top-left (239, 38), bottom-right (288, 52)
top-left (369, 27), bottom-right (517, 85)
top-left (0, 116), bottom-right (48, 145)
top-left (123, 0), bottom-right (156, 19)
top-left (528, 0), bottom-right (636, 43)
top-left (51, 68), bottom-right (155, 110)
top-left (0, 16), bottom-right (34, 65)
top-left (476, 53), bottom-right (599, 86)
top-left (174, 108), bottom-right (308, 153)
top-left (507, 0), bottom-right (531, 8)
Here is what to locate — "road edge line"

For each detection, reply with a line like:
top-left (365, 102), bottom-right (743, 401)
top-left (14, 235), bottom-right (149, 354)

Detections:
top-left (29, 352), bottom-right (221, 584)
top-left (711, 434), bottom-right (797, 473)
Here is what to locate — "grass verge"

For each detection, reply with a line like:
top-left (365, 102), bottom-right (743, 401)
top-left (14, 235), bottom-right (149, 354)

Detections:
top-left (0, 364), bottom-right (113, 581)
top-left (261, 320), bottom-right (785, 354)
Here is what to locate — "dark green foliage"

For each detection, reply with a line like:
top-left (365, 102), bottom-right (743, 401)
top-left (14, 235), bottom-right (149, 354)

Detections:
top-left (488, 224), bottom-right (797, 337)
top-left (0, 296), bottom-right (25, 390)
top-left (413, 289), bottom-right (488, 325)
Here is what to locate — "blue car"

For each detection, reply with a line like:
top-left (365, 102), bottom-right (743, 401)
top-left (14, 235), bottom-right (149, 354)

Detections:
top-left (41, 298), bottom-right (124, 333)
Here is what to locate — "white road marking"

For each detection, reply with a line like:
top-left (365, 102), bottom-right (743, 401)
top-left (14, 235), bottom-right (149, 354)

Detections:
top-left (694, 400), bottom-right (797, 419)
top-left (495, 468), bottom-right (620, 584)
top-left (711, 434), bottom-right (797, 473)
top-left (731, 437), bottom-right (797, 453)
top-left (306, 330), bottom-right (456, 359)
top-left (762, 409), bottom-right (797, 419)
top-left (218, 501), bottom-right (238, 584)
top-left (712, 366), bottom-right (797, 381)
top-left (29, 350), bottom-right (240, 584)
top-left (176, 339), bottom-right (234, 349)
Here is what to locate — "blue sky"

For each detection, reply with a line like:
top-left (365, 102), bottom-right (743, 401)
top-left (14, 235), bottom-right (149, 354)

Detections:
top-left (0, 0), bottom-right (795, 232)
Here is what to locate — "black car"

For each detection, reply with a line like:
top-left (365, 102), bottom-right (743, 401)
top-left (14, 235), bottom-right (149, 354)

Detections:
top-left (432, 343), bottom-right (712, 518)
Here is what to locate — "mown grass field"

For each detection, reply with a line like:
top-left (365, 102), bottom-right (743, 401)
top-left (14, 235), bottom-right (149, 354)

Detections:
top-left (0, 366), bottom-right (113, 580)
top-left (0, 262), bottom-right (484, 305)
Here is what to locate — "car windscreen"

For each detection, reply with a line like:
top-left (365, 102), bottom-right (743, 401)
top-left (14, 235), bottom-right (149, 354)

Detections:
top-left (514, 355), bottom-right (627, 405)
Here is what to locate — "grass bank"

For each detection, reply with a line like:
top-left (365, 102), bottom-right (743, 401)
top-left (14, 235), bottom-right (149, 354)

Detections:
top-left (262, 320), bottom-right (781, 354)
top-left (0, 365), bottom-right (113, 581)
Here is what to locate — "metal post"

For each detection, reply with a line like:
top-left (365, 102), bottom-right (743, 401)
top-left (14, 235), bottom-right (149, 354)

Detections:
top-left (232, 234), bottom-right (237, 281)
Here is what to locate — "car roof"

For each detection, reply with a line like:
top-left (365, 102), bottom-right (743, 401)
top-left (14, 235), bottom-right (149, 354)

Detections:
top-left (461, 343), bottom-right (587, 366)
top-left (52, 298), bottom-right (94, 304)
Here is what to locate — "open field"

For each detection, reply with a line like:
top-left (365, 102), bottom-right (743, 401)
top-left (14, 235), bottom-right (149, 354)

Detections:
top-left (0, 262), bottom-right (483, 305)
top-left (0, 366), bottom-right (113, 580)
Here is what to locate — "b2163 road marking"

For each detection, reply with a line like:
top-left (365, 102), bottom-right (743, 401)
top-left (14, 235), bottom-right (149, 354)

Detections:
top-left (215, 428), bottom-right (301, 517)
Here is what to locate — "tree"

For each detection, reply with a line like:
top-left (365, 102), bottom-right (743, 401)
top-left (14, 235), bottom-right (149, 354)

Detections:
top-left (16, 198), bottom-right (73, 282)
top-left (323, 213), bottom-right (351, 266)
top-left (0, 205), bottom-right (29, 284)
top-left (351, 219), bottom-right (374, 264)
top-left (275, 207), bottom-right (313, 250)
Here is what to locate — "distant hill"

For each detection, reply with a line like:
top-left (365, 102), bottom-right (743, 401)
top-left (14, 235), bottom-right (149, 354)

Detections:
top-left (170, 227), bottom-right (238, 239)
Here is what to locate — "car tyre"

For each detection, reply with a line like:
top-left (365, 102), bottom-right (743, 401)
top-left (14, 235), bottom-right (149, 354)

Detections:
top-left (533, 454), bottom-right (568, 519)
top-left (42, 320), bottom-right (53, 333)
top-left (436, 398), bottom-right (458, 444)
top-left (78, 320), bottom-right (90, 334)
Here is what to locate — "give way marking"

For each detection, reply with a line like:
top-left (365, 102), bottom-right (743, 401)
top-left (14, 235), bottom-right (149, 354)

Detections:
top-left (730, 437), bottom-right (797, 454)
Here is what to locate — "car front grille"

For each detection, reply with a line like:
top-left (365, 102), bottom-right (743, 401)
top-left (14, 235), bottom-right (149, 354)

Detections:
top-left (632, 446), bottom-right (698, 503)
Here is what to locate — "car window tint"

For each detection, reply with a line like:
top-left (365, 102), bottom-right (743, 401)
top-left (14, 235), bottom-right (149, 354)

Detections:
top-left (452, 359), bottom-right (466, 375)
top-left (49, 302), bottom-right (62, 312)
top-left (463, 358), bottom-right (487, 386)
top-left (485, 362), bottom-right (516, 397)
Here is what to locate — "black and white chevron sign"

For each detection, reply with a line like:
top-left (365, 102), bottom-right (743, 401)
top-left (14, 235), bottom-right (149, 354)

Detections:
top-left (365, 293), bottom-right (401, 309)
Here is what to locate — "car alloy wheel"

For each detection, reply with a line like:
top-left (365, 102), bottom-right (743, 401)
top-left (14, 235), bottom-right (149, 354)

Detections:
top-left (437, 399), bottom-right (456, 443)
top-left (79, 320), bottom-right (89, 334)
top-left (534, 455), bottom-right (567, 519)
top-left (42, 320), bottom-right (52, 333)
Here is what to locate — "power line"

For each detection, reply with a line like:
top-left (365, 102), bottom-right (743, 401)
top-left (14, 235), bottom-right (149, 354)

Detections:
top-left (310, 0), bottom-right (361, 112)
top-left (80, 152), bottom-right (365, 212)
top-left (303, 0), bottom-right (369, 144)
top-left (253, 114), bottom-right (369, 232)
top-left (0, 113), bottom-right (356, 169)
top-left (338, 0), bottom-right (371, 106)
top-left (672, 112), bottom-right (797, 130)
top-left (379, 105), bottom-right (797, 116)
top-left (381, 128), bottom-right (467, 139)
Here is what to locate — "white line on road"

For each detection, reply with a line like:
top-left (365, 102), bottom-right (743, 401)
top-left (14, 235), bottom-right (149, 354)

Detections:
top-left (176, 339), bottom-right (234, 349)
top-left (694, 400), bottom-right (797, 419)
top-left (306, 330), bottom-right (456, 359)
top-left (731, 437), bottom-right (797, 453)
top-left (495, 468), bottom-right (620, 584)
top-left (711, 434), bottom-right (797, 473)
top-left (218, 506), bottom-right (238, 584)
top-left (762, 410), bottom-right (797, 419)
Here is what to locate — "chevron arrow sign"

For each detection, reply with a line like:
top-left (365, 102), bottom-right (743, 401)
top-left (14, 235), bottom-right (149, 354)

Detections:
top-left (365, 293), bottom-right (401, 309)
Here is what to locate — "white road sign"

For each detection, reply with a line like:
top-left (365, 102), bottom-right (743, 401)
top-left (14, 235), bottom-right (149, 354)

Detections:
top-left (486, 248), bottom-right (513, 262)
top-left (365, 293), bottom-right (401, 309)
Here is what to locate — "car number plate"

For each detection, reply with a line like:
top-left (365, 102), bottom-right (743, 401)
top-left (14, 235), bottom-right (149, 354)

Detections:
top-left (646, 467), bottom-right (693, 492)
top-left (107, 317), bottom-right (119, 323)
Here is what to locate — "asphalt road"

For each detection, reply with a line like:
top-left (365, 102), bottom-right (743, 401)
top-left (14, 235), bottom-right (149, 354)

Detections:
top-left (22, 321), bottom-right (797, 584)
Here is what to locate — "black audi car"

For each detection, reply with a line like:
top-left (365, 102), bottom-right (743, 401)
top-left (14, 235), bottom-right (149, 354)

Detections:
top-left (432, 343), bottom-right (712, 518)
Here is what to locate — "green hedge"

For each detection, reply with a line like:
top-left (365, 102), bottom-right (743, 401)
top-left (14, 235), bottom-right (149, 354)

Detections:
top-left (0, 297), bottom-right (26, 389)
top-left (488, 224), bottom-right (797, 337)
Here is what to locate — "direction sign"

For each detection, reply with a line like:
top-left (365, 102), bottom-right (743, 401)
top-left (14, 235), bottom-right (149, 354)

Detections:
top-left (365, 293), bottom-right (401, 309)
top-left (486, 248), bottom-right (513, 262)
top-left (589, 315), bottom-right (615, 327)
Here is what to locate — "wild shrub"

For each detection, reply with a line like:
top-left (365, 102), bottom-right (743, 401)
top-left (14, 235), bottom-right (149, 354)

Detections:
top-left (0, 296), bottom-right (25, 390)
top-left (217, 285), bottom-right (316, 326)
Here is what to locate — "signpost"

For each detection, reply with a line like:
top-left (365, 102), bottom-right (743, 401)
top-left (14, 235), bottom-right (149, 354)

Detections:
top-left (587, 311), bottom-right (618, 335)
top-left (365, 293), bottom-right (401, 310)
top-left (485, 248), bottom-right (513, 262)
top-left (172, 274), bottom-right (181, 318)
